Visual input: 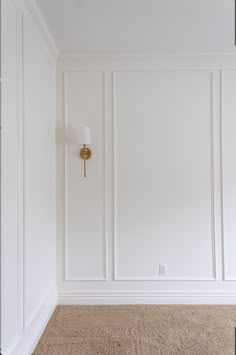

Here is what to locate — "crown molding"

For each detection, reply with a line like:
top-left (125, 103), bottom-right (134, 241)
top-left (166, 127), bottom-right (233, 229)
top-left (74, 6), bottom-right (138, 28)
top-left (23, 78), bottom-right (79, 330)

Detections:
top-left (59, 51), bottom-right (236, 60)
top-left (58, 52), bottom-right (236, 71)
top-left (24, 0), bottom-right (60, 60)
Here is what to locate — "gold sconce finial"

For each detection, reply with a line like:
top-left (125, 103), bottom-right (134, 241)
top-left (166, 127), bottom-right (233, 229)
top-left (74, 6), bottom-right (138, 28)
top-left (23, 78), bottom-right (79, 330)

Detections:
top-left (80, 127), bottom-right (92, 178)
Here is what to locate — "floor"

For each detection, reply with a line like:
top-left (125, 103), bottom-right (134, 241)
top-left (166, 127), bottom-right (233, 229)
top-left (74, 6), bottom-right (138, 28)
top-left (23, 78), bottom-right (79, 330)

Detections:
top-left (34, 305), bottom-right (236, 355)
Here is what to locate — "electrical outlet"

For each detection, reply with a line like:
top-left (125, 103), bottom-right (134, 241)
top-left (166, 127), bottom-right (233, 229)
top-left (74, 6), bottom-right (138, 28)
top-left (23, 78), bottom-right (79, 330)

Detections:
top-left (159, 264), bottom-right (167, 276)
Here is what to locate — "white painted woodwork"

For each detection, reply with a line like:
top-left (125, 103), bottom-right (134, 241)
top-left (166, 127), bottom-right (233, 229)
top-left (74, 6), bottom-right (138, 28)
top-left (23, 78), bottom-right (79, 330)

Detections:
top-left (64, 71), bottom-right (107, 280)
top-left (23, 7), bottom-right (56, 327)
top-left (114, 70), bottom-right (215, 280)
top-left (221, 70), bottom-right (236, 281)
top-left (1, 0), bottom-right (57, 354)
top-left (3, 2), bottom-right (236, 353)
top-left (57, 56), bottom-right (236, 303)
top-left (2, 0), bottom-right (20, 350)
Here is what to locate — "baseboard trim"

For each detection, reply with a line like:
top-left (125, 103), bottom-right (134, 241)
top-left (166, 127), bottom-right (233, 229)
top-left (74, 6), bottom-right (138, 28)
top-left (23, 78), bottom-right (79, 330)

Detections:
top-left (5, 285), bottom-right (57, 355)
top-left (58, 291), bottom-right (236, 305)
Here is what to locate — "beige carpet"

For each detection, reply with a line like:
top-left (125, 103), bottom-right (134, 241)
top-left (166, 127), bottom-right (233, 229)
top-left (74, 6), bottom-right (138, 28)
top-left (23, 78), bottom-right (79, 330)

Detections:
top-left (34, 305), bottom-right (236, 355)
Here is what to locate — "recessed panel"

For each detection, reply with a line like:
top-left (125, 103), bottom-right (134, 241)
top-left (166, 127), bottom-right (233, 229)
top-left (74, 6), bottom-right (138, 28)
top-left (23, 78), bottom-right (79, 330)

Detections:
top-left (114, 70), bottom-right (215, 280)
top-left (65, 71), bottom-right (106, 280)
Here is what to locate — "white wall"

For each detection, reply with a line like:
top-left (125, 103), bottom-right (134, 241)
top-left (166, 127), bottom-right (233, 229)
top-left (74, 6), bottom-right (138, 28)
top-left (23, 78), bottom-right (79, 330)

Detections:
top-left (57, 55), bottom-right (236, 304)
top-left (1, 0), bottom-right (57, 354)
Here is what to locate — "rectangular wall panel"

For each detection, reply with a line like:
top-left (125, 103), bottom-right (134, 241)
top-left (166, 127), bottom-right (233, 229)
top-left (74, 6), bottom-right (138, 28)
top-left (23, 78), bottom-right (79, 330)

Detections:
top-left (64, 71), bottom-right (107, 280)
top-left (114, 70), bottom-right (215, 280)
top-left (23, 10), bottom-right (56, 327)
top-left (2, 1), bottom-right (57, 353)
top-left (221, 71), bottom-right (236, 280)
top-left (1, 0), bottom-right (20, 350)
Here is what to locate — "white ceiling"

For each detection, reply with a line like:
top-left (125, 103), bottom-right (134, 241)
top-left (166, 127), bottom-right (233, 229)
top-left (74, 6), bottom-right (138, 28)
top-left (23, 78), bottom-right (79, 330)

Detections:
top-left (37, 0), bottom-right (236, 54)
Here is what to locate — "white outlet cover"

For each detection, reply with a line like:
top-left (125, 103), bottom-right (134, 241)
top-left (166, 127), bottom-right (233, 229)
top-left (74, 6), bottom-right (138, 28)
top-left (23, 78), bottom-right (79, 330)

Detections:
top-left (159, 264), bottom-right (167, 276)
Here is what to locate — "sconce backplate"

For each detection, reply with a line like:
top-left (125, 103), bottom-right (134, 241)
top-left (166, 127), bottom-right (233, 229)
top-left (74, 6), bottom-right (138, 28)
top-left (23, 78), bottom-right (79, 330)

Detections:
top-left (80, 146), bottom-right (92, 160)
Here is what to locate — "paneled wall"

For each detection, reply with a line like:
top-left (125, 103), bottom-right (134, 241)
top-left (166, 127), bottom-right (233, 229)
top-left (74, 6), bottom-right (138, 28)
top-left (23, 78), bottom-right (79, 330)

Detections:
top-left (57, 56), bottom-right (236, 304)
top-left (1, 0), bottom-right (57, 354)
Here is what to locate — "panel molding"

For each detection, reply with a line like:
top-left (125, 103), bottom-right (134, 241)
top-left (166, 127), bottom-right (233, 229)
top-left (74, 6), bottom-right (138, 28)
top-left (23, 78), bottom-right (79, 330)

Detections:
top-left (17, 7), bottom-right (25, 336)
top-left (64, 71), bottom-right (108, 281)
top-left (220, 70), bottom-right (236, 281)
top-left (2, 1), bottom-right (57, 353)
top-left (22, 6), bottom-right (57, 331)
top-left (113, 70), bottom-right (217, 281)
top-left (4, 0), bottom-right (25, 340)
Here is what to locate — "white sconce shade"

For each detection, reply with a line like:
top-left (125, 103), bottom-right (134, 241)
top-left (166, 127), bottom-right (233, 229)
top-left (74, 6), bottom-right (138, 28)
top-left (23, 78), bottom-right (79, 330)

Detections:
top-left (80, 126), bottom-right (91, 145)
top-left (79, 126), bottom-right (92, 178)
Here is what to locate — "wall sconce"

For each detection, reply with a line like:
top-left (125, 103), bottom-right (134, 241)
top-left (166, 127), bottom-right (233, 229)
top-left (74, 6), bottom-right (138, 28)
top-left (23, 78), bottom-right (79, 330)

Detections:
top-left (80, 126), bottom-right (92, 178)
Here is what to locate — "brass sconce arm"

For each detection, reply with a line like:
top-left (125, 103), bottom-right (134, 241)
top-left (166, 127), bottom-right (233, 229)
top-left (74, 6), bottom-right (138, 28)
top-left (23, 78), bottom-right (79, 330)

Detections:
top-left (80, 144), bottom-right (92, 177)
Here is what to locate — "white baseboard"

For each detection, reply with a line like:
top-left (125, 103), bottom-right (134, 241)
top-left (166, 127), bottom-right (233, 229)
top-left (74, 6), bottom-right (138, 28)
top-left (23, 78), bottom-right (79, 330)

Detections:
top-left (58, 291), bottom-right (236, 305)
top-left (6, 285), bottom-right (57, 355)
